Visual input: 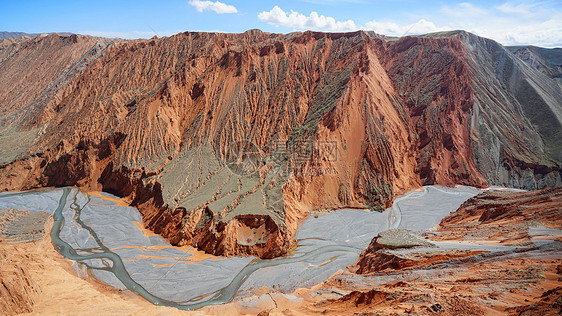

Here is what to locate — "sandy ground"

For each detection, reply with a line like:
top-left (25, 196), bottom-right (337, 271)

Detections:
top-left (3, 228), bottom-right (560, 316)
top-left (0, 218), bottom-right (306, 315)
top-left (0, 220), bottom-right (190, 315)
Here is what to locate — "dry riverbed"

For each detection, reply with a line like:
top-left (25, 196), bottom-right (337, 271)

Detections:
top-left (2, 186), bottom-right (559, 315)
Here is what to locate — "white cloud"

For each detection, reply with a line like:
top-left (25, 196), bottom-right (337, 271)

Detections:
top-left (363, 1), bottom-right (562, 47)
top-left (441, 2), bottom-right (490, 18)
top-left (189, 0), bottom-right (237, 14)
top-left (300, 0), bottom-right (366, 4)
top-left (495, 2), bottom-right (535, 15)
top-left (258, 6), bottom-right (357, 32)
top-left (257, 2), bottom-right (562, 47)
top-left (436, 1), bottom-right (562, 47)
top-left (364, 19), bottom-right (446, 36)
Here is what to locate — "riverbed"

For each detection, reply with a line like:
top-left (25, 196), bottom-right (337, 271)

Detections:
top-left (0, 185), bottom-right (483, 309)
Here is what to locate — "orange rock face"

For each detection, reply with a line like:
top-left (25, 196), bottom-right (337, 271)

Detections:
top-left (353, 248), bottom-right (485, 274)
top-left (435, 186), bottom-right (562, 244)
top-left (340, 187), bottom-right (561, 314)
top-left (378, 36), bottom-right (487, 187)
top-left (0, 240), bottom-right (41, 314)
top-left (0, 30), bottom-right (560, 258)
top-left (351, 228), bottom-right (484, 274)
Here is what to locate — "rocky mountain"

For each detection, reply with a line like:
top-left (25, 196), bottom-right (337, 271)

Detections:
top-left (323, 186), bottom-right (562, 315)
top-left (508, 45), bottom-right (562, 86)
top-left (0, 31), bottom-right (39, 39)
top-left (435, 186), bottom-right (562, 244)
top-left (0, 31), bottom-right (73, 39)
top-left (0, 30), bottom-right (560, 258)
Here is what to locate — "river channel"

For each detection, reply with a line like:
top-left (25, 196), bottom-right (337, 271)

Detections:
top-left (0, 185), bottom-right (482, 310)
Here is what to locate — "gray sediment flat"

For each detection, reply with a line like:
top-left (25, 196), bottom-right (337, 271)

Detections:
top-left (0, 185), bottom-right (486, 308)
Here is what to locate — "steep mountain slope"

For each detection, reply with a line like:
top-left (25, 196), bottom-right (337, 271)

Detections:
top-left (507, 45), bottom-right (562, 86)
top-left (0, 30), bottom-right (560, 258)
top-left (0, 31), bottom-right (421, 258)
top-left (379, 31), bottom-right (562, 189)
top-left (376, 34), bottom-right (488, 187)
top-left (0, 34), bottom-right (117, 163)
top-left (458, 33), bottom-right (562, 186)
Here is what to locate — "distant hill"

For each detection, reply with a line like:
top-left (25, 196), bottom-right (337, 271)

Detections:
top-left (0, 31), bottom-right (39, 39)
top-left (508, 45), bottom-right (562, 87)
top-left (507, 46), bottom-right (562, 67)
top-left (0, 31), bottom-right (72, 39)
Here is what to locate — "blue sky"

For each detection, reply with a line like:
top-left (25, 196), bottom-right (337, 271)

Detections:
top-left (1, 0), bottom-right (561, 47)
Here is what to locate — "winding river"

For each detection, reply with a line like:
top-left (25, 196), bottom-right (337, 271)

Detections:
top-left (0, 185), bottom-right (482, 310)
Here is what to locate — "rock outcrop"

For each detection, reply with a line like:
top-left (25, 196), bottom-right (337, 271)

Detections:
top-left (343, 187), bottom-right (562, 314)
top-left (0, 208), bottom-right (50, 242)
top-left (434, 186), bottom-right (562, 244)
top-left (508, 286), bottom-right (562, 315)
top-left (508, 45), bottom-right (562, 86)
top-left (352, 229), bottom-right (484, 274)
top-left (354, 186), bottom-right (562, 274)
top-left (0, 239), bottom-right (42, 314)
top-left (0, 214), bottom-right (54, 314)
top-left (0, 30), bottom-right (560, 258)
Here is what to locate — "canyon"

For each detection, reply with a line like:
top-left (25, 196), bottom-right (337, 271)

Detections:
top-left (0, 185), bottom-right (560, 315)
top-left (0, 29), bottom-right (561, 262)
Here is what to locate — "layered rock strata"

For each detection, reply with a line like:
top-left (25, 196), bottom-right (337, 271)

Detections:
top-left (0, 30), bottom-right (560, 257)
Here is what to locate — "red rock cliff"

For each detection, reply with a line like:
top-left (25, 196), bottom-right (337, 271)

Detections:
top-left (0, 30), bottom-right (560, 258)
